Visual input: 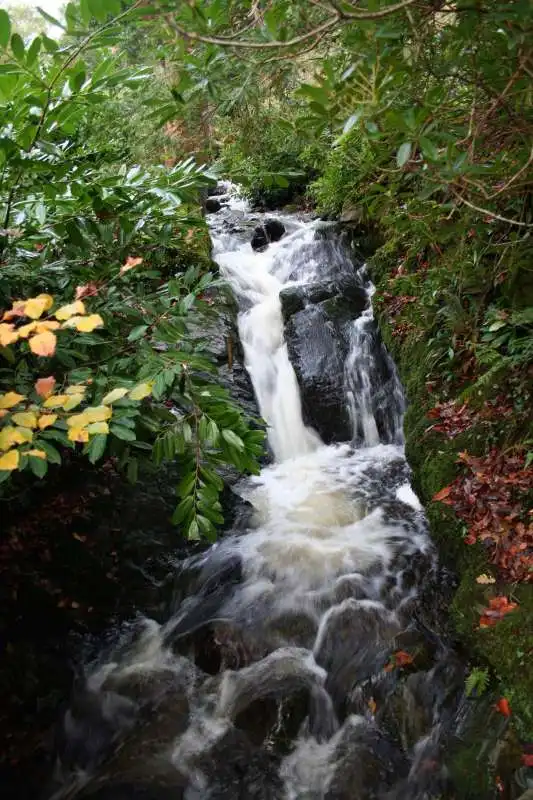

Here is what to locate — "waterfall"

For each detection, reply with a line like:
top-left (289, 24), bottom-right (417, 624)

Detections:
top-left (50, 189), bottom-right (479, 800)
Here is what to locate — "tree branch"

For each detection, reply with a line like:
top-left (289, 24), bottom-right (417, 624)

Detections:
top-left (451, 188), bottom-right (533, 228)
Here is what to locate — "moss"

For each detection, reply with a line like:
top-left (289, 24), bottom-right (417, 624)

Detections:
top-left (373, 255), bottom-right (533, 740)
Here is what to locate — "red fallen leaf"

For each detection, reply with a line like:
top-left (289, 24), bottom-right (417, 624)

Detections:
top-left (433, 485), bottom-right (452, 502)
top-left (394, 650), bottom-right (414, 667)
top-left (495, 698), bottom-right (511, 717)
top-left (464, 533), bottom-right (477, 545)
top-left (522, 753), bottom-right (533, 767)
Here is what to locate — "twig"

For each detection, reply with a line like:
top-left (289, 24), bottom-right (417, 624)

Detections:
top-left (167, 0), bottom-right (420, 51)
top-left (451, 189), bottom-right (533, 228)
top-left (488, 145), bottom-right (533, 199)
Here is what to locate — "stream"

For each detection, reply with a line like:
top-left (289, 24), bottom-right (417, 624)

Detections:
top-left (48, 192), bottom-right (510, 800)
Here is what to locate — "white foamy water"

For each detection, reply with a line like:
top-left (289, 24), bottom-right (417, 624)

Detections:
top-left (54, 188), bottom-right (441, 800)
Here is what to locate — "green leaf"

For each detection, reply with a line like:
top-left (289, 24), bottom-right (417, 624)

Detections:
top-left (26, 37), bottom-right (42, 66)
top-left (35, 440), bottom-right (62, 465)
top-left (298, 83), bottom-right (329, 106)
top-left (79, 0), bottom-right (92, 24)
top-left (110, 424), bottom-right (137, 441)
top-left (419, 136), bottom-right (439, 161)
top-left (37, 6), bottom-right (66, 29)
top-left (221, 429), bottom-right (245, 451)
top-left (29, 455), bottom-right (48, 478)
top-left (87, 433), bottom-right (107, 463)
top-left (127, 324), bottom-right (148, 341)
top-left (188, 518), bottom-right (200, 540)
top-left (11, 33), bottom-right (25, 61)
top-left (396, 141), bottom-right (412, 168)
top-left (0, 9), bottom-right (11, 49)
top-left (172, 495), bottom-right (194, 524)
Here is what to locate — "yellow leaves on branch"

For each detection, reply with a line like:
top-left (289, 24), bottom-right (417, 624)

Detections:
top-left (0, 392), bottom-right (26, 409)
top-left (129, 382), bottom-right (152, 400)
top-left (0, 323), bottom-right (19, 346)
top-left (29, 330), bottom-right (57, 356)
top-left (102, 387), bottom-right (128, 404)
top-left (62, 314), bottom-right (104, 333)
top-left (0, 425), bottom-right (32, 450)
top-left (11, 411), bottom-right (38, 429)
top-left (21, 294), bottom-right (53, 320)
top-left (54, 300), bottom-right (86, 321)
top-left (0, 293), bottom-right (105, 359)
top-left (0, 449), bottom-right (19, 471)
top-left (38, 414), bottom-right (57, 430)
top-left (67, 405), bottom-right (111, 442)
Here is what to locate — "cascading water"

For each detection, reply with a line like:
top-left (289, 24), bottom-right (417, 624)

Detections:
top-left (49, 189), bottom-right (502, 800)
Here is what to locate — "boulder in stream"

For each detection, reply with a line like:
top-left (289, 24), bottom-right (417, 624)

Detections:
top-left (251, 218), bottom-right (286, 251)
top-left (205, 197), bottom-right (222, 214)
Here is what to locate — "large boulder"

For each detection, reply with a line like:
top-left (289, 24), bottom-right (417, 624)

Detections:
top-left (282, 262), bottom-right (402, 445)
top-left (285, 303), bottom-right (352, 443)
top-left (251, 218), bottom-right (286, 251)
top-left (205, 197), bottom-right (222, 214)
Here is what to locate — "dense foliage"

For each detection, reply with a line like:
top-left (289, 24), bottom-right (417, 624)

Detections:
top-left (0, 1), bottom-right (265, 542)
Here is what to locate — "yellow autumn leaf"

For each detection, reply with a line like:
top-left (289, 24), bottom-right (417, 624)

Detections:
top-left (24, 294), bottom-right (53, 320)
top-left (86, 421), bottom-right (109, 434)
top-left (65, 385), bottom-right (87, 395)
top-left (0, 426), bottom-right (26, 450)
top-left (475, 574), bottom-right (496, 585)
top-left (0, 449), bottom-right (20, 471)
top-left (35, 320), bottom-right (60, 332)
top-left (0, 323), bottom-right (19, 347)
top-left (63, 314), bottom-right (104, 333)
top-left (0, 392), bottom-right (26, 409)
top-left (43, 394), bottom-right (68, 408)
top-left (2, 300), bottom-right (26, 321)
top-left (129, 382), bottom-right (153, 401)
top-left (63, 393), bottom-right (84, 411)
top-left (67, 406), bottom-right (111, 430)
top-left (18, 322), bottom-right (38, 338)
top-left (68, 426), bottom-right (89, 443)
top-left (11, 411), bottom-right (38, 429)
top-left (54, 300), bottom-right (86, 321)
top-left (102, 387), bottom-right (128, 405)
top-left (67, 411), bottom-right (90, 429)
top-left (29, 330), bottom-right (57, 357)
top-left (14, 426), bottom-right (33, 444)
top-left (27, 449), bottom-right (46, 459)
top-left (86, 405), bottom-right (112, 424)
top-left (38, 413), bottom-right (58, 430)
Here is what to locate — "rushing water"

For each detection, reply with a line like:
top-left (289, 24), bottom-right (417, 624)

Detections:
top-left (50, 191), bottom-right (506, 800)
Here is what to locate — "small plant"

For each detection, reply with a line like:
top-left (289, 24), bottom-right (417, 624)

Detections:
top-left (465, 667), bottom-right (489, 698)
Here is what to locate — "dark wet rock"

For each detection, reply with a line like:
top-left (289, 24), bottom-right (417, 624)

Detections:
top-left (192, 728), bottom-right (285, 799)
top-left (251, 218), bottom-right (286, 251)
top-left (218, 647), bottom-right (323, 721)
top-left (79, 785), bottom-right (186, 800)
top-left (280, 280), bottom-right (368, 326)
top-left (284, 303), bottom-right (352, 443)
top-left (266, 611), bottom-right (318, 649)
top-left (234, 690), bottom-right (310, 751)
top-left (325, 718), bottom-right (408, 800)
top-left (208, 184), bottom-right (228, 197)
top-left (314, 600), bottom-right (400, 712)
top-left (205, 197), bottom-right (222, 214)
